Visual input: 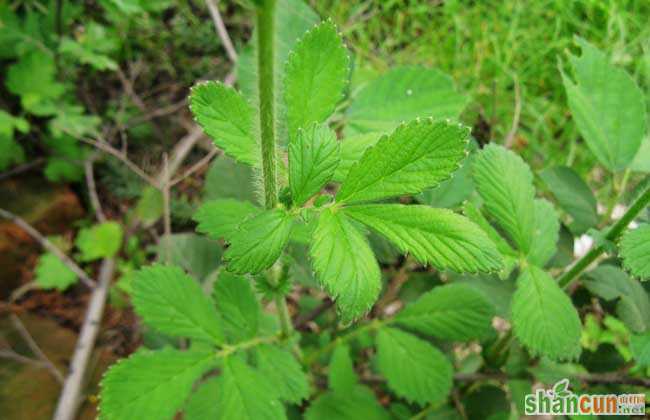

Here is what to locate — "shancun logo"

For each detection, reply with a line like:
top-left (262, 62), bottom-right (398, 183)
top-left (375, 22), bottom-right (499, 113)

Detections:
top-left (524, 379), bottom-right (645, 416)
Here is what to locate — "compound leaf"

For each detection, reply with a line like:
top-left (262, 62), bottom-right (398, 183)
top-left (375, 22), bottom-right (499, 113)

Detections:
top-left (337, 119), bottom-right (469, 204)
top-left (284, 20), bottom-right (349, 139)
top-left (334, 132), bottom-right (382, 182)
top-left (217, 355), bottom-right (286, 420)
top-left (34, 253), bottom-right (77, 291)
top-left (99, 348), bottom-right (216, 420)
top-left (194, 199), bottom-right (260, 241)
top-left (212, 272), bottom-right (260, 343)
top-left (289, 123), bottom-right (340, 206)
top-left (375, 327), bottom-right (453, 406)
top-left (254, 344), bottom-right (309, 403)
top-left (132, 265), bottom-right (224, 344)
top-left (224, 209), bottom-right (294, 274)
top-left (620, 224), bottom-right (650, 280)
top-left (345, 66), bottom-right (467, 135)
top-left (540, 166), bottom-right (597, 234)
top-left (561, 37), bottom-right (645, 171)
top-left (190, 81), bottom-right (258, 165)
top-left (345, 204), bottom-right (502, 273)
top-left (472, 144), bottom-right (535, 253)
top-left (310, 208), bottom-right (381, 322)
top-left (511, 266), bottom-right (582, 360)
top-left (395, 283), bottom-right (495, 341)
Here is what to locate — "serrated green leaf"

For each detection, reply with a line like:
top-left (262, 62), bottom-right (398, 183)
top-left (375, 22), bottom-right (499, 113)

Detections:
top-left (34, 253), bottom-right (77, 291)
top-left (212, 272), bottom-right (260, 342)
top-left (526, 199), bottom-right (560, 267)
top-left (310, 208), bottom-right (381, 322)
top-left (630, 332), bottom-right (650, 367)
top-left (184, 377), bottom-right (220, 420)
top-left (289, 123), bottom-right (340, 206)
top-left (462, 201), bottom-right (517, 258)
top-left (375, 327), bottom-right (453, 406)
top-left (337, 119), bottom-right (469, 204)
top-left (333, 132), bottom-right (382, 182)
top-left (561, 37), bottom-right (646, 171)
top-left (630, 135), bottom-right (650, 172)
top-left (305, 385), bottom-right (390, 420)
top-left (132, 265), bottom-right (224, 344)
top-left (472, 144), bottom-right (535, 253)
top-left (417, 152), bottom-right (475, 209)
top-left (218, 355), bottom-right (286, 420)
top-left (345, 66), bottom-right (467, 135)
top-left (224, 209), bottom-right (293, 274)
top-left (328, 343), bottom-right (357, 393)
top-left (620, 224), bottom-right (650, 280)
top-left (254, 344), bottom-right (309, 403)
top-left (583, 265), bottom-right (650, 333)
top-left (190, 81), bottom-right (258, 165)
top-left (75, 221), bottom-right (123, 261)
top-left (511, 266), bottom-right (582, 360)
top-left (194, 199), bottom-right (260, 241)
top-left (345, 204), bottom-right (502, 273)
top-left (5, 51), bottom-right (64, 115)
top-left (540, 166), bottom-right (597, 234)
top-left (284, 20), bottom-right (349, 139)
top-left (395, 283), bottom-right (495, 341)
top-left (99, 348), bottom-right (216, 420)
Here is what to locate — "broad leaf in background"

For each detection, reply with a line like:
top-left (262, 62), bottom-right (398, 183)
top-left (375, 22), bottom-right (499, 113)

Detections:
top-left (184, 377), bottom-right (220, 420)
top-left (463, 201), bottom-right (517, 259)
top-left (99, 348), bottom-right (216, 420)
top-left (305, 385), bottom-right (390, 420)
top-left (131, 265), bottom-right (224, 344)
top-left (310, 208), bottom-right (381, 322)
top-left (165, 233), bottom-right (221, 281)
top-left (333, 132), bottom-right (382, 182)
top-left (345, 66), bottom-right (467, 135)
top-left (59, 22), bottom-right (118, 71)
top-left (288, 123), bottom-right (340, 206)
top-left (224, 209), bottom-right (293, 274)
top-left (217, 355), bottom-right (286, 420)
top-left (346, 204), bottom-right (502, 273)
top-left (395, 283), bottom-right (495, 341)
top-left (203, 157), bottom-right (258, 203)
top-left (511, 266), bottom-right (582, 360)
top-left (472, 144), bottom-right (535, 253)
top-left (75, 221), bottom-right (123, 261)
top-left (34, 253), bottom-right (77, 291)
top-left (134, 186), bottom-right (163, 227)
top-left (5, 51), bottom-right (64, 116)
top-left (48, 103), bottom-right (101, 138)
top-left (583, 265), bottom-right (650, 333)
top-left (0, 110), bottom-right (29, 170)
top-left (630, 135), bottom-right (650, 172)
top-left (190, 81), bottom-right (258, 165)
top-left (254, 344), bottom-right (309, 403)
top-left (526, 199), bottom-right (560, 267)
top-left (375, 327), bottom-right (453, 406)
top-left (540, 166), bottom-right (598, 234)
top-left (194, 199), bottom-right (260, 241)
top-left (561, 37), bottom-right (646, 172)
top-left (328, 343), bottom-right (357, 393)
top-left (630, 332), bottom-right (650, 367)
top-left (212, 272), bottom-right (260, 342)
top-left (284, 20), bottom-right (349, 139)
top-left (619, 224), bottom-right (650, 279)
top-left (337, 120), bottom-right (469, 204)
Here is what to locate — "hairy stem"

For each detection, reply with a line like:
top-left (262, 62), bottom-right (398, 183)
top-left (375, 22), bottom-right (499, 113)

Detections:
top-left (256, 0), bottom-right (292, 339)
top-left (257, 0), bottom-right (278, 209)
top-left (558, 185), bottom-right (650, 289)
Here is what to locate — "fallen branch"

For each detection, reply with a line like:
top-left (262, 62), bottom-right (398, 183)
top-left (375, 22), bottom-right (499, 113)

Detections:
top-left (0, 208), bottom-right (96, 289)
top-left (9, 314), bottom-right (64, 384)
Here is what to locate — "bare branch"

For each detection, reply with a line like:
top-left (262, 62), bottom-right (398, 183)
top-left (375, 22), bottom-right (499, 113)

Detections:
top-left (504, 74), bottom-right (522, 149)
top-left (205, 0), bottom-right (238, 63)
top-left (169, 146), bottom-right (219, 187)
top-left (84, 155), bottom-right (106, 222)
top-left (0, 208), bottom-right (96, 289)
top-left (10, 314), bottom-right (64, 384)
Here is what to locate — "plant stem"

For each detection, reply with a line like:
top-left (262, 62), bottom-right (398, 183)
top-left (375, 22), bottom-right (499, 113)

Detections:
top-left (305, 318), bottom-right (387, 365)
top-left (257, 0), bottom-right (278, 209)
top-left (256, 0), bottom-right (292, 339)
top-left (558, 184), bottom-right (650, 289)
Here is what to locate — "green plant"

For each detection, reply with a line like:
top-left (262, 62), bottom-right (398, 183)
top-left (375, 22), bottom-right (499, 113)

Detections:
top-left (96, 1), bottom-right (649, 419)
